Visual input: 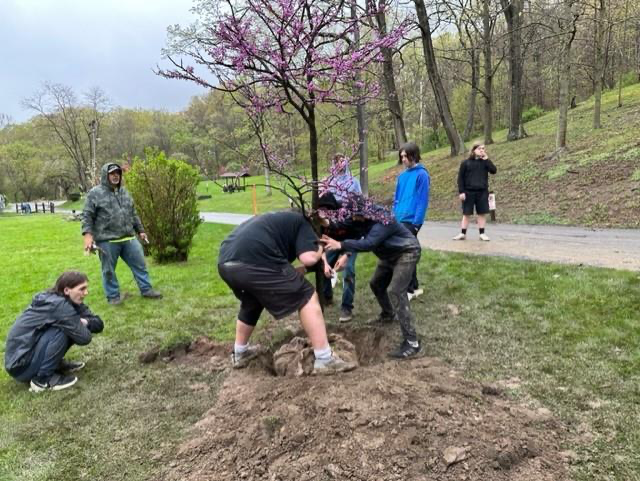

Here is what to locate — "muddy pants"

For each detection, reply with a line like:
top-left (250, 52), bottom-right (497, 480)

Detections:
top-left (369, 249), bottom-right (421, 343)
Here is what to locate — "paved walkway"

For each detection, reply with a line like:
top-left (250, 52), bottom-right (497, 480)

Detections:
top-left (417, 221), bottom-right (640, 272)
top-left (198, 213), bottom-right (640, 272)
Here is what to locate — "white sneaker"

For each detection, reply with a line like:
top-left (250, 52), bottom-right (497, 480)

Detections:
top-left (313, 354), bottom-right (357, 375)
top-left (479, 233), bottom-right (490, 241)
top-left (409, 289), bottom-right (424, 300)
top-left (452, 233), bottom-right (466, 240)
top-left (230, 345), bottom-right (264, 369)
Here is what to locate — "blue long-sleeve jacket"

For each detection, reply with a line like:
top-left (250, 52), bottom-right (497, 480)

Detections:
top-left (393, 163), bottom-right (430, 226)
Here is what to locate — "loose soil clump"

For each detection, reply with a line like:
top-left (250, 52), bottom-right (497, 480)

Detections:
top-left (152, 327), bottom-right (572, 481)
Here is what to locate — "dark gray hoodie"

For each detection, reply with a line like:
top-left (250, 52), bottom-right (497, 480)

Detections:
top-left (4, 292), bottom-right (103, 375)
top-left (82, 163), bottom-right (145, 242)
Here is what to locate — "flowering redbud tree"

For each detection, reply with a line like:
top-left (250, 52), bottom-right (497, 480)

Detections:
top-left (159, 0), bottom-right (406, 213)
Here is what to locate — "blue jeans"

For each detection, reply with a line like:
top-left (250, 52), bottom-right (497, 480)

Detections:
top-left (13, 327), bottom-right (70, 383)
top-left (97, 238), bottom-right (153, 300)
top-left (322, 250), bottom-right (357, 311)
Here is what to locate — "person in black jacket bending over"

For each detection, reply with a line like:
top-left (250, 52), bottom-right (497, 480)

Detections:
top-left (319, 194), bottom-right (423, 359)
top-left (4, 271), bottom-right (104, 392)
top-left (453, 143), bottom-right (497, 241)
top-left (218, 210), bottom-right (357, 375)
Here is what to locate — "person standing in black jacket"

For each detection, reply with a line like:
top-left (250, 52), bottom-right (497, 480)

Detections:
top-left (4, 271), bottom-right (104, 392)
top-left (453, 143), bottom-right (497, 241)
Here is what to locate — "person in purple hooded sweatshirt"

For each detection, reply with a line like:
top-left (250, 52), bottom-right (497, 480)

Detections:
top-left (321, 154), bottom-right (362, 322)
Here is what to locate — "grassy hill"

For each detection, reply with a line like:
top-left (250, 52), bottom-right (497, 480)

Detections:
top-left (371, 83), bottom-right (640, 228)
top-left (61, 84), bottom-right (640, 227)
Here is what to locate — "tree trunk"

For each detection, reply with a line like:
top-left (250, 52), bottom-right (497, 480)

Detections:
top-left (308, 108), bottom-right (319, 211)
top-left (354, 1), bottom-right (369, 195)
top-left (413, 0), bottom-right (464, 156)
top-left (557, 59), bottom-right (571, 149)
top-left (556, 0), bottom-right (578, 150)
top-left (617, 0), bottom-right (630, 107)
top-left (463, 49), bottom-right (479, 142)
top-left (593, 0), bottom-right (605, 129)
top-left (419, 80), bottom-right (425, 144)
top-left (501, 0), bottom-right (527, 141)
top-left (482, 0), bottom-right (494, 145)
top-left (374, 7), bottom-right (407, 149)
top-left (263, 161), bottom-right (272, 195)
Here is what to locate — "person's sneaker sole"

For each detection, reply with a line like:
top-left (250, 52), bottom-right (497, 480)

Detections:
top-left (312, 361), bottom-right (357, 375)
top-left (338, 313), bottom-right (353, 322)
top-left (29, 376), bottom-right (78, 393)
top-left (367, 314), bottom-right (395, 325)
top-left (58, 360), bottom-right (86, 373)
top-left (408, 288), bottom-right (424, 301)
top-left (388, 343), bottom-right (423, 360)
top-left (231, 346), bottom-right (265, 369)
top-left (142, 291), bottom-right (163, 299)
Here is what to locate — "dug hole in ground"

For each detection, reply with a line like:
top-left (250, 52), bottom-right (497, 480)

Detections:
top-left (141, 319), bottom-right (574, 481)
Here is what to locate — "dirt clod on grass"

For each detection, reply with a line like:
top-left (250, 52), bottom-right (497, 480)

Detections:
top-left (151, 327), bottom-right (572, 481)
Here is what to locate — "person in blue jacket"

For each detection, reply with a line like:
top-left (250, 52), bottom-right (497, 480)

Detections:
top-left (393, 142), bottom-right (430, 299)
top-left (4, 271), bottom-right (104, 392)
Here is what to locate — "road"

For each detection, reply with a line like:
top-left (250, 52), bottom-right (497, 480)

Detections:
top-left (416, 221), bottom-right (640, 272)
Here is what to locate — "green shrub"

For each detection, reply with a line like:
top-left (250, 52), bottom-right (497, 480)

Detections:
top-left (617, 71), bottom-right (639, 89)
top-left (127, 149), bottom-right (202, 263)
top-left (522, 105), bottom-right (545, 123)
top-left (421, 128), bottom-right (450, 152)
top-left (68, 192), bottom-right (81, 202)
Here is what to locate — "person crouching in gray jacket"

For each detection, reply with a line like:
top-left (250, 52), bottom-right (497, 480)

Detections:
top-left (4, 271), bottom-right (104, 392)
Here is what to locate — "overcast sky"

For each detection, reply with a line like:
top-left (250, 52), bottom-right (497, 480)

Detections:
top-left (0, 0), bottom-right (206, 123)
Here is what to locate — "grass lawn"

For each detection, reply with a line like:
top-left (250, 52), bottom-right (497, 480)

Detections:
top-left (1, 214), bottom-right (639, 480)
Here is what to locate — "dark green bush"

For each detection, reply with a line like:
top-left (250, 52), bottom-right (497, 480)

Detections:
top-left (421, 128), bottom-right (450, 153)
top-left (522, 105), bottom-right (545, 123)
top-left (617, 71), bottom-right (639, 89)
top-left (126, 149), bottom-right (202, 263)
top-left (68, 192), bottom-right (81, 202)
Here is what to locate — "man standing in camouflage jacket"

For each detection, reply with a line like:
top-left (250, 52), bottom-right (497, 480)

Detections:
top-left (82, 163), bottom-right (162, 305)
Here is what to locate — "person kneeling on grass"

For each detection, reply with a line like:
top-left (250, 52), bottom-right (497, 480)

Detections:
top-left (4, 271), bottom-right (104, 392)
top-left (318, 194), bottom-right (423, 360)
top-left (217, 210), bottom-right (357, 375)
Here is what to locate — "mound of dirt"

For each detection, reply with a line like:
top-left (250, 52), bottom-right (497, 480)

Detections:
top-left (153, 328), bottom-right (571, 481)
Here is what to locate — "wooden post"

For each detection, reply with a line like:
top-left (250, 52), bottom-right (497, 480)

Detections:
top-left (488, 191), bottom-right (496, 222)
top-left (252, 184), bottom-right (258, 215)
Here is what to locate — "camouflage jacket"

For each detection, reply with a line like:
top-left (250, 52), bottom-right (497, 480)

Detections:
top-left (82, 163), bottom-right (144, 242)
